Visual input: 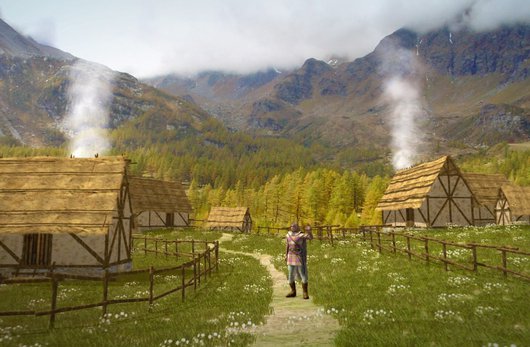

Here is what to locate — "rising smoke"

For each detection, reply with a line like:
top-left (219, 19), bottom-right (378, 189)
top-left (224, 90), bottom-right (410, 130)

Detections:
top-left (62, 60), bottom-right (115, 158)
top-left (379, 43), bottom-right (424, 170)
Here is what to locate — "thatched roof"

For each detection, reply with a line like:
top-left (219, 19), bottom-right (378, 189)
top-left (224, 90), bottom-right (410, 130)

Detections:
top-left (500, 184), bottom-right (530, 216)
top-left (376, 156), bottom-right (461, 211)
top-left (0, 157), bottom-right (128, 235)
top-left (462, 173), bottom-right (510, 206)
top-left (129, 177), bottom-right (192, 214)
top-left (206, 207), bottom-right (250, 228)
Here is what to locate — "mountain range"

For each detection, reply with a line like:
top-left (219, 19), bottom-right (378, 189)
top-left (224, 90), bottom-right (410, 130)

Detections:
top-left (147, 25), bottom-right (530, 155)
top-left (0, 17), bottom-right (529, 174)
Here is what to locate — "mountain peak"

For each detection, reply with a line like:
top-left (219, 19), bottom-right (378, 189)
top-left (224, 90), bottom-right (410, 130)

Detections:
top-left (0, 18), bottom-right (73, 60)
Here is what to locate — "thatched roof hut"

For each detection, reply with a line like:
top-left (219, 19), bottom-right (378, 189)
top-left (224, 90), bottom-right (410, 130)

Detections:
top-left (206, 207), bottom-right (252, 232)
top-left (462, 173), bottom-right (510, 225)
top-left (0, 157), bottom-right (134, 275)
top-left (496, 184), bottom-right (530, 225)
top-left (129, 177), bottom-right (193, 230)
top-left (376, 156), bottom-right (476, 227)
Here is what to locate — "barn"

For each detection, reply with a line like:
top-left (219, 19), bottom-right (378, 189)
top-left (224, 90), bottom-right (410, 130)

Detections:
top-left (206, 207), bottom-right (252, 232)
top-left (0, 157), bottom-right (134, 276)
top-left (376, 156), bottom-right (476, 227)
top-left (495, 184), bottom-right (530, 225)
top-left (462, 173), bottom-right (510, 226)
top-left (129, 177), bottom-right (193, 231)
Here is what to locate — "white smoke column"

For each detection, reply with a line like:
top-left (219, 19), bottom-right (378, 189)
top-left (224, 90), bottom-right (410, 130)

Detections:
top-left (384, 77), bottom-right (422, 169)
top-left (63, 61), bottom-right (115, 158)
top-left (379, 42), bottom-right (424, 170)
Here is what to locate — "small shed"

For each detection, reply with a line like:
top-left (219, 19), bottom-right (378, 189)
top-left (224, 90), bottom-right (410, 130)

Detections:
top-left (206, 207), bottom-right (252, 232)
top-left (495, 184), bottom-right (530, 225)
top-left (0, 157), bottom-right (134, 276)
top-left (376, 156), bottom-right (476, 227)
top-left (462, 173), bottom-right (510, 226)
top-left (129, 177), bottom-right (193, 231)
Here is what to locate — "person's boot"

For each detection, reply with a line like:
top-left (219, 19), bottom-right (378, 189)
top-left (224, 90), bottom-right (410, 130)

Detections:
top-left (302, 282), bottom-right (309, 299)
top-left (286, 282), bottom-right (296, 297)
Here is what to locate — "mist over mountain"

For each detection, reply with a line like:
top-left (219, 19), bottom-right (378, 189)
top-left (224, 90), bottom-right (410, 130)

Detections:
top-left (145, 24), bottom-right (530, 158)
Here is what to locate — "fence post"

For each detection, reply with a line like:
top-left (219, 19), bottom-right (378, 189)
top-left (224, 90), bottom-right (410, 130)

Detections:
top-left (203, 253), bottom-right (207, 280)
top-left (181, 265), bottom-right (185, 302)
top-left (472, 245), bottom-right (477, 272)
top-left (406, 235), bottom-right (411, 260)
top-left (197, 253), bottom-right (201, 287)
top-left (192, 240), bottom-right (195, 255)
top-left (102, 269), bottom-right (109, 316)
top-left (175, 241), bottom-right (178, 260)
top-left (442, 243), bottom-right (448, 271)
top-left (369, 228), bottom-right (374, 249)
top-left (49, 265), bottom-right (58, 329)
top-left (215, 241), bottom-right (219, 272)
top-left (155, 239), bottom-right (158, 255)
top-left (377, 231), bottom-right (382, 253)
top-left (193, 255), bottom-right (197, 291)
top-left (501, 250), bottom-right (507, 277)
top-left (424, 238), bottom-right (429, 263)
top-left (149, 266), bottom-right (154, 306)
top-left (164, 240), bottom-right (168, 258)
top-left (207, 248), bottom-right (211, 275)
top-left (391, 232), bottom-right (396, 253)
top-left (144, 236), bottom-right (147, 256)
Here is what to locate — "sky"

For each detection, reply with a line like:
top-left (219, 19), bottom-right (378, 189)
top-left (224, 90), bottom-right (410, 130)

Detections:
top-left (1, 0), bottom-right (530, 78)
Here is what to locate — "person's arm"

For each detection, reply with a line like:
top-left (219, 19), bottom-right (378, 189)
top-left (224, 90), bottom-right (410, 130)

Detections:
top-left (285, 237), bottom-right (289, 261)
top-left (303, 227), bottom-right (313, 240)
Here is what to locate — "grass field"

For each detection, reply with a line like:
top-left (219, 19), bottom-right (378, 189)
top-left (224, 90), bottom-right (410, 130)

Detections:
top-left (222, 226), bottom-right (530, 347)
top-left (1, 226), bottom-right (529, 346)
top-left (0, 230), bottom-right (272, 347)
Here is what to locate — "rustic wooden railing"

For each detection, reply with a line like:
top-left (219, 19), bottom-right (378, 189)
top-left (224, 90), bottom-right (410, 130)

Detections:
top-left (256, 225), bottom-right (358, 244)
top-left (0, 237), bottom-right (220, 328)
top-left (359, 225), bottom-right (530, 281)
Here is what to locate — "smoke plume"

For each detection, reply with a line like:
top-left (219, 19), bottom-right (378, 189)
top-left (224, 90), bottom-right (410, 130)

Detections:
top-left (379, 44), bottom-right (424, 170)
top-left (62, 60), bottom-right (115, 158)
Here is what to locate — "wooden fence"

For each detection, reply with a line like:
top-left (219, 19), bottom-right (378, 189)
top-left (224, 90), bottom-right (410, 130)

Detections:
top-left (359, 225), bottom-right (530, 281)
top-left (256, 225), bottom-right (358, 244)
top-left (0, 237), bottom-right (220, 328)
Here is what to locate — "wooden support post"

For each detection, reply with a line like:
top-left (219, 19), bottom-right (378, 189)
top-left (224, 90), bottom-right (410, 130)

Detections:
top-left (181, 266), bottom-right (185, 302)
top-left (207, 249), bottom-right (211, 274)
top-left (329, 226), bottom-right (334, 246)
top-left (49, 273), bottom-right (58, 329)
top-left (102, 270), bottom-right (109, 316)
top-left (164, 240), bottom-right (168, 258)
top-left (144, 236), bottom-right (147, 256)
top-left (192, 240), bottom-right (195, 254)
top-left (175, 241), bottom-right (179, 260)
top-left (155, 239), bottom-right (158, 255)
top-left (149, 266), bottom-right (154, 305)
top-left (424, 238), bottom-right (429, 262)
top-left (391, 232), bottom-right (396, 253)
top-left (442, 243), bottom-right (448, 271)
top-left (215, 241), bottom-right (219, 272)
top-left (472, 245), bottom-right (477, 272)
top-left (193, 255), bottom-right (197, 291)
top-left (369, 229), bottom-right (374, 249)
top-left (377, 231), bottom-right (382, 253)
top-left (501, 250), bottom-right (507, 277)
top-left (203, 253), bottom-right (207, 280)
top-left (406, 235), bottom-right (411, 260)
top-left (197, 254), bottom-right (201, 287)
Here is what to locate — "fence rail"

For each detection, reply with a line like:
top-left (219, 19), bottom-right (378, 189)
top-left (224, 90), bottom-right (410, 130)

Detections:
top-left (256, 225), bottom-right (358, 244)
top-left (0, 237), bottom-right (220, 328)
top-left (359, 225), bottom-right (530, 281)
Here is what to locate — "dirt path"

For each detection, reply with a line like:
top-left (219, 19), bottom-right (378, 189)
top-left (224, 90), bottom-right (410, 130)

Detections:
top-left (219, 233), bottom-right (340, 346)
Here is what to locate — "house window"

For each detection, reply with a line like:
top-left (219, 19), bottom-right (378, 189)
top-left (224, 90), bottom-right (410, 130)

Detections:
top-left (23, 234), bottom-right (53, 266)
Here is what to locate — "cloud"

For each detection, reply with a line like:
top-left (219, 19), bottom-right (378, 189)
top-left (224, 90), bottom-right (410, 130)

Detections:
top-left (2, 0), bottom-right (530, 77)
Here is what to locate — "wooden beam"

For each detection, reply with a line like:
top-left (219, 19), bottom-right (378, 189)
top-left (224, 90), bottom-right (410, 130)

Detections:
top-left (431, 198), bottom-right (449, 226)
top-left (68, 233), bottom-right (105, 264)
top-left (0, 240), bottom-right (21, 263)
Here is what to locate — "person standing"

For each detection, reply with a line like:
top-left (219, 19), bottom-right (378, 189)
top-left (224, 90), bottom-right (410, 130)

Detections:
top-left (285, 223), bottom-right (313, 299)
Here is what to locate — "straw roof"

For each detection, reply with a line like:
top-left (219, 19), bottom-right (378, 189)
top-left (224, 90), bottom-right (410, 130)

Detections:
top-left (0, 156), bottom-right (128, 235)
top-left (462, 173), bottom-right (510, 205)
top-left (500, 184), bottom-right (530, 216)
top-left (376, 156), bottom-right (460, 211)
top-left (206, 207), bottom-right (250, 228)
top-left (129, 177), bottom-right (192, 214)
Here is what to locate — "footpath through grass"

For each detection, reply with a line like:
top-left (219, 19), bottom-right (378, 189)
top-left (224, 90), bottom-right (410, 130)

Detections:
top-left (0, 229), bottom-right (272, 347)
top-left (222, 227), bottom-right (530, 347)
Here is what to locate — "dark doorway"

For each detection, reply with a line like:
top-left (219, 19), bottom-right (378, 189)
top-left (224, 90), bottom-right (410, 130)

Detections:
top-left (405, 208), bottom-right (415, 227)
top-left (165, 213), bottom-right (175, 227)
